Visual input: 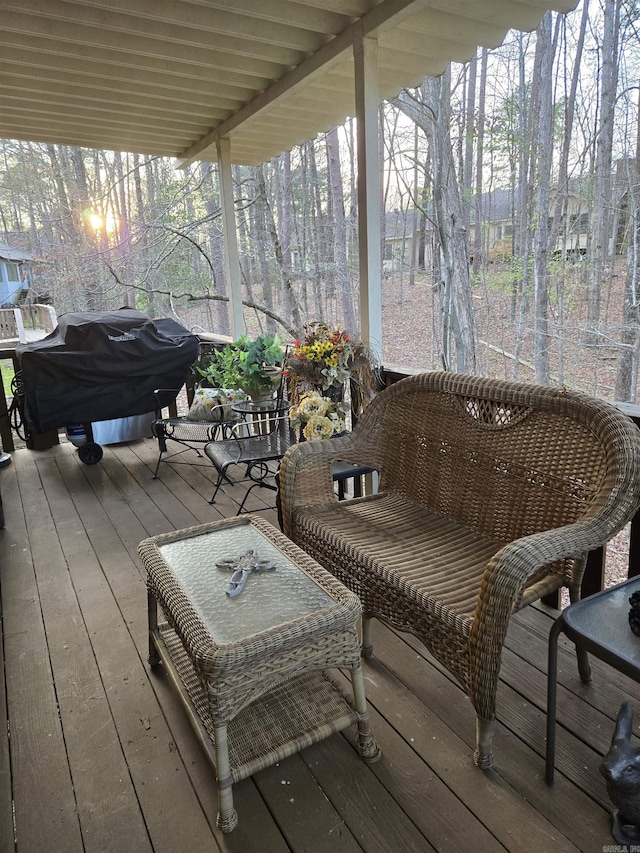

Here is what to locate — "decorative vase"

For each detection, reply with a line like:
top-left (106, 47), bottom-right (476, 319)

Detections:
top-left (243, 365), bottom-right (282, 405)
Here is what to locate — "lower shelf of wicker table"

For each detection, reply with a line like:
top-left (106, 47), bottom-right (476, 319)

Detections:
top-left (155, 621), bottom-right (361, 784)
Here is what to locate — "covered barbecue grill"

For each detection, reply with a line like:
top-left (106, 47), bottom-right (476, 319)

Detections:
top-left (15, 308), bottom-right (199, 463)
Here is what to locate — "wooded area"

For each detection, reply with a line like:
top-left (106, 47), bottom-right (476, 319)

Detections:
top-left (0, 0), bottom-right (638, 402)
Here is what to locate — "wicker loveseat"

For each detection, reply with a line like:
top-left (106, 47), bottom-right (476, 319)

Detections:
top-left (278, 371), bottom-right (640, 769)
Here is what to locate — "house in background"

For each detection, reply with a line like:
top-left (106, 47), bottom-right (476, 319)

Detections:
top-left (382, 184), bottom-right (601, 272)
top-left (0, 242), bottom-right (32, 306)
top-left (382, 210), bottom-right (434, 273)
top-left (376, 170), bottom-right (635, 271)
top-left (468, 166), bottom-right (635, 263)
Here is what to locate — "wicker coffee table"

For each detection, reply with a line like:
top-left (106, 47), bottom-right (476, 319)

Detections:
top-left (138, 515), bottom-right (380, 833)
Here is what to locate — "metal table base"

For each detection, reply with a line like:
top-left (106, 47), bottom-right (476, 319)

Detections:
top-left (546, 576), bottom-right (640, 784)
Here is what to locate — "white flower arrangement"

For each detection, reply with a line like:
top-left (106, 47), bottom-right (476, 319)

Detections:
top-left (289, 390), bottom-right (348, 440)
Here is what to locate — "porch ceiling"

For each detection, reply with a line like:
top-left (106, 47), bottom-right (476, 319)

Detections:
top-left (1, 0), bottom-right (577, 167)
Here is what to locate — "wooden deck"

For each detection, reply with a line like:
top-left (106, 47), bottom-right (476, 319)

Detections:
top-left (0, 436), bottom-right (637, 852)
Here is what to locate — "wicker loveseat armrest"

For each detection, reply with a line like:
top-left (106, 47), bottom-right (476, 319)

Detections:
top-left (279, 432), bottom-right (365, 534)
top-left (480, 514), bottom-right (628, 615)
top-left (471, 525), bottom-right (588, 702)
top-left (470, 496), bottom-right (640, 720)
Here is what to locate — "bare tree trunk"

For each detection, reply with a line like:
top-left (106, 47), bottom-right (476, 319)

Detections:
top-left (548, 1), bottom-right (588, 254)
top-left (258, 165), bottom-right (302, 333)
top-left (379, 105), bottom-right (389, 273)
top-left (199, 161), bottom-right (230, 334)
top-left (513, 35), bottom-right (533, 376)
top-left (69, 147), bottom-right (106, 310)
top-left (274, 152), bottom-right (294, 331)
top-left (326, 126), bottom-right (357, 331)
top-left (113, 151), bottom-right (135, 308)
top-left (530, 11), bottom-right (556, 384)
top-left (252, 168), bottom-right (274, 330)
top-left (45, 144), bottom-right (71, 228)
top-left (395, 73), bottom-right (478, 373)
top-left (615, 85), bottom-right (640, 401)
top-left (463, 52), bottom-right (477, 238)
top-left (410, 124), bottom-right (419, 288)
top-left (472, 49), bottom-right (488, 276)
top-left (306, 140), bottom-right (325, 321)
top-left (615, 192), bottom-right (640, 401)
top-left (587, 0), bottom-right (621, 342)
top-left (139, 156), bottom-right (159, 317)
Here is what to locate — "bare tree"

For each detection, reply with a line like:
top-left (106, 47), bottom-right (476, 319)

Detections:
top-left (472, 49), bottom-right (488, 276)
top-left (395, 72), bottom-right (478, 373)
top-left (587, 0), bottom-right (621, 342)
top-left (199, 161), bottom-right (230, 334)
top-left (615, 81), bottom-right (640, 401)
top-left (326, 127), bottom-right (357, 331)
top-left (530, 12), bottom-right (557, 384)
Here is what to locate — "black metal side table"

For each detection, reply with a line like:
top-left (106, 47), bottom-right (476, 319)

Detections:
top-left (330, 459), bottom-right (377, 500)
top-left (546, 576), bottom-right (640, 784)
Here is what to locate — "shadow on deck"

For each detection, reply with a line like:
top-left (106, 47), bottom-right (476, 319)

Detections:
top-left (0, 437), bottom-right (636, 852)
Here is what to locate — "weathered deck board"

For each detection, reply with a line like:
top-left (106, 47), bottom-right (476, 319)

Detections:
top-left (25, 452), bottom-right (152, 853)
top-left (2, 454), bottom-right (84, 853)
top-left (370, 625), bottom-right (591, 852)
top-left (25, 449), bottom-right (217, 853)
top-left (0, 549), bottom-right (12, 853)
top-left (0, 437), bottom-right (635, 852)
top-left (332, 668), bottom-right (507, 852)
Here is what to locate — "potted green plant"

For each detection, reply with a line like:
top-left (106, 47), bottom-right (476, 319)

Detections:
top-left (193, 343), bottom-right (243, 390)
top-left (187, 344), bottom-right (247, 422)
top-left (235, 332), bottom-right (284, 403)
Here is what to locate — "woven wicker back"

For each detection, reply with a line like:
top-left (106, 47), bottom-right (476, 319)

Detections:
top-left (354, 372), bottom-right (640, 544)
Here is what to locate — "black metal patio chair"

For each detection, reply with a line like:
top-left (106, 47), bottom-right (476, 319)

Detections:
top-left (150, 391), bottom-right (238, 478)
top-left (204, 402), bottom-right (294, 515)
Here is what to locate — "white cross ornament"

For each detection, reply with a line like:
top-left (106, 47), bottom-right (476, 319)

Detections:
top-left (216, 548), bottom-right (277, 597)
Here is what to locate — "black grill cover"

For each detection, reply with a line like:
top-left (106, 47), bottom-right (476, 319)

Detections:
top-left (16, 308), bottom-right (199, 433)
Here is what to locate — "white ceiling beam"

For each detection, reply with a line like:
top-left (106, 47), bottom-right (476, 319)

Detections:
top-left (3, 0), bottom-right (323, 58)
top-left (395, 8), bottom-right (510, 44)
top-left (376, 46), bottom-right (471, 76)
top-left (0, 34), bottom-right (272, 96)
top-left (0, 42), bottom-right (270, 103)
top-left (0, 97), bottom-right (211, 135)
top-left (0, 73), bottom-right (242, 115)
top-left (1, 11), bottom-right (295, 76)
top-left (201, 0), bottom-right (353, 31)
top-left (62, 0), bottom-right (353, 43)
top-left (417, 0), bottom-right (577, 29)
top-left (0, 123), bottom-right (185, 155)
top-left (0, 75), bottom-right (235, 122)
top-left (379, 27), bottom-right (507, 59)
top-left (176, 0), bottom-right (426, 167)
top-left (289, 0), bottom-right (371, 16)
top-left (269, 103), bottom-right (354, 123)
top-left (225, 127), bottom-right (328, 149)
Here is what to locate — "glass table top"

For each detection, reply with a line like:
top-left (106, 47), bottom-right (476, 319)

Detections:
top-left (561, 576), bottom-right (640, 675)
top-left (158, 522), bottom-right (334, 646)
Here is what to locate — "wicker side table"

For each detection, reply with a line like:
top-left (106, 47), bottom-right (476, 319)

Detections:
top-left (138, 515), bottom-right (380, 833)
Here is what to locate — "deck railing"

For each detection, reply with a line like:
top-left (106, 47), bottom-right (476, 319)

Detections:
top-left (0, 304), bottom-right (57, 343)
top-left (0, 305), bottom-right (59, 452)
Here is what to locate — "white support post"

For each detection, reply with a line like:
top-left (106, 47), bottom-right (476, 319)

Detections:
top-left (13, 308), bottom-right (26, 344)
top-left (217, 137), bottom-right (245, 337)
top-left (353, 32), bottom-right (382, 361)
